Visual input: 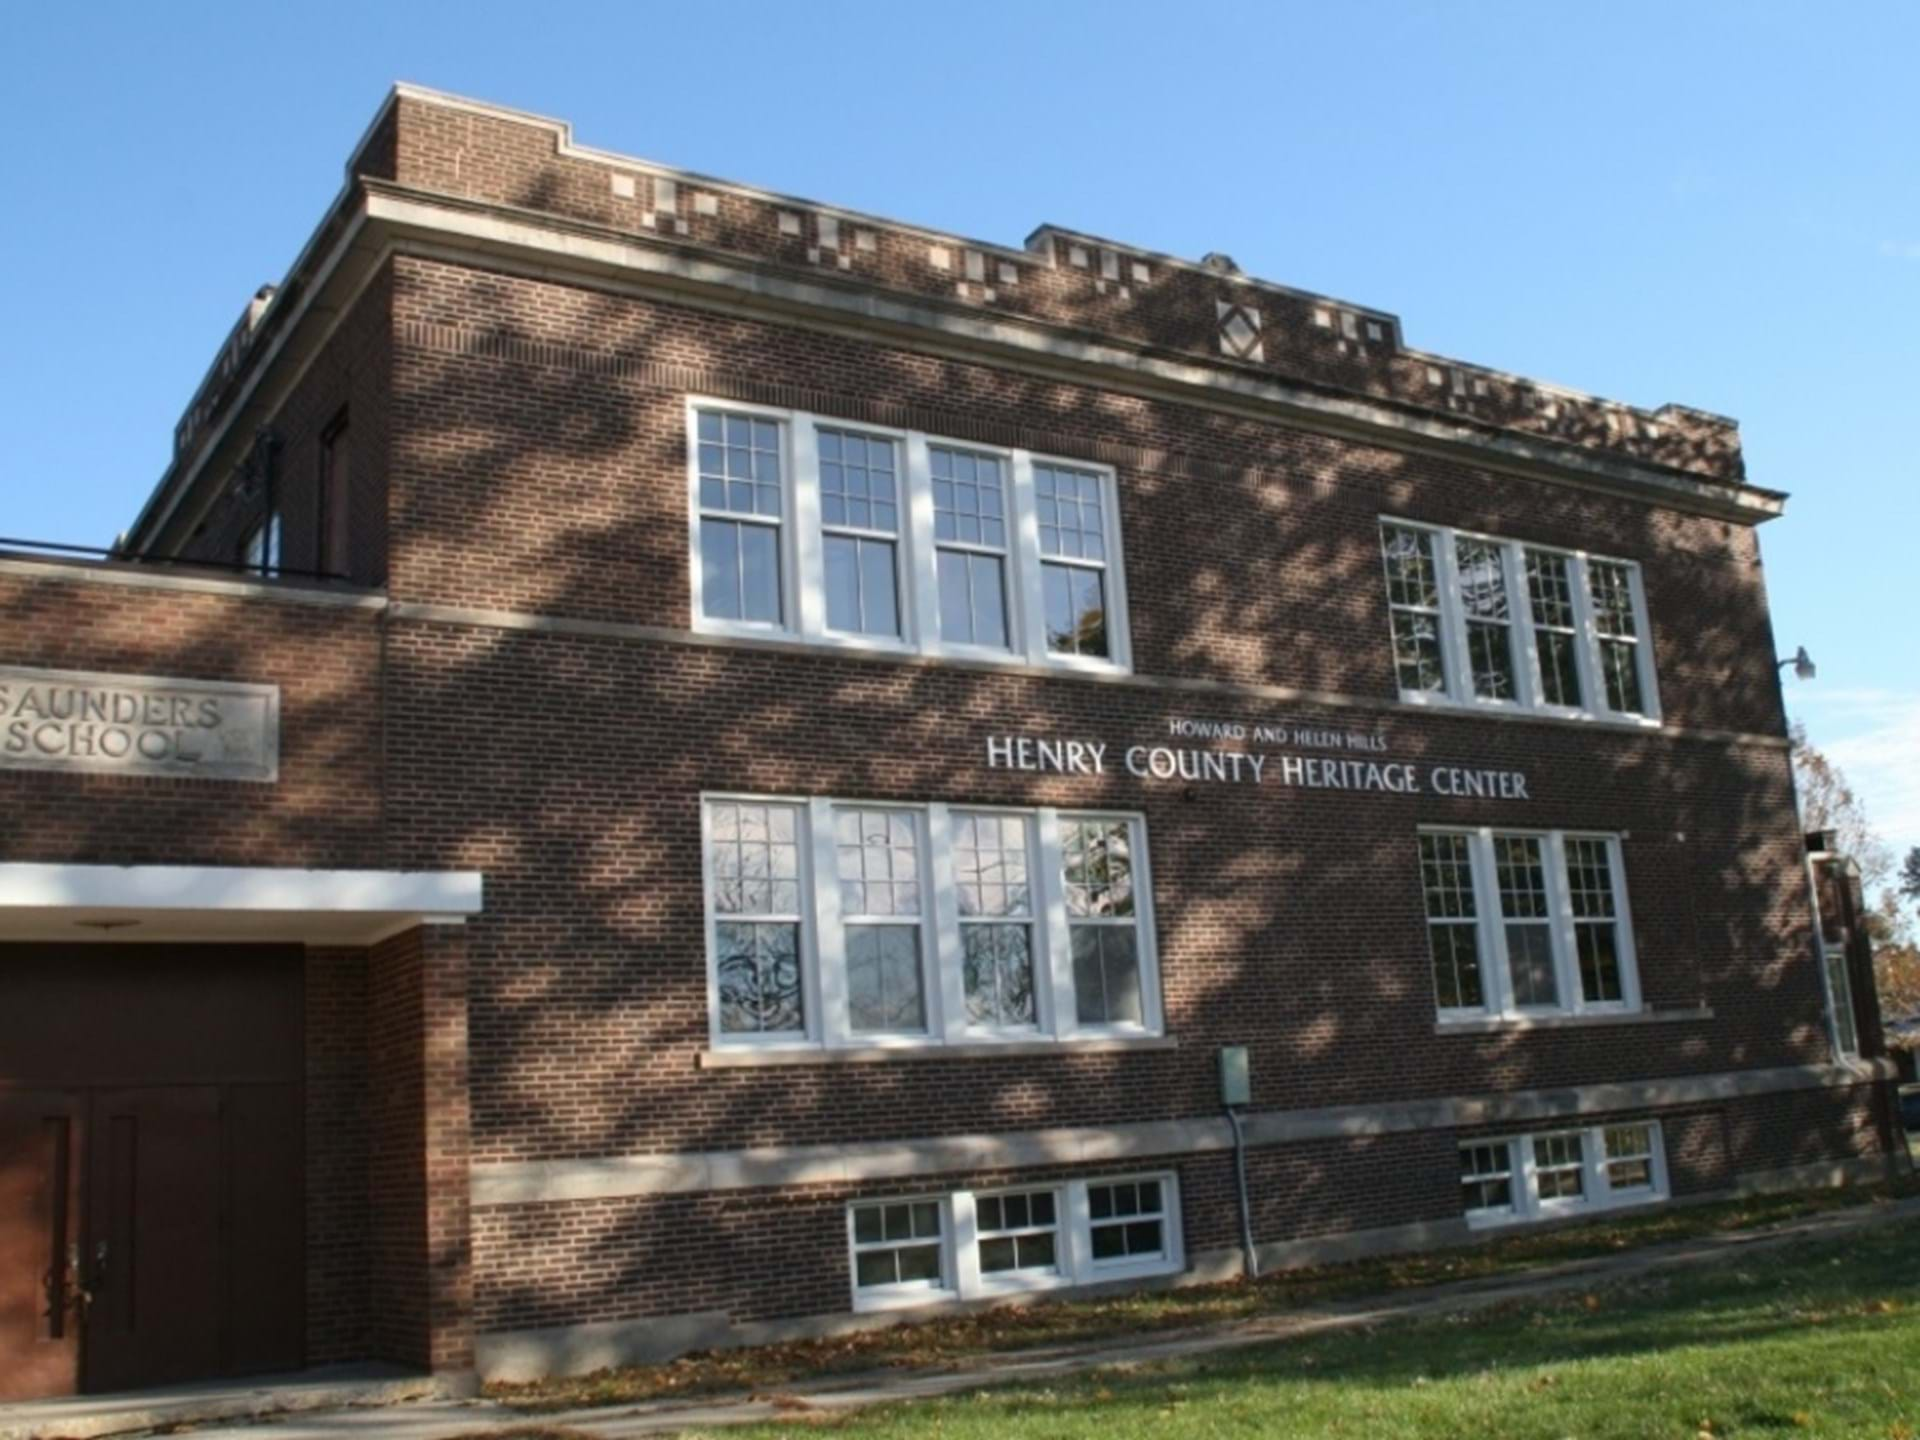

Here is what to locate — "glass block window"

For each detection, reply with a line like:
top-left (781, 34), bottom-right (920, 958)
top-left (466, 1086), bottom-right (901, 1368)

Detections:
top-left (932, 447), bottom-right (1011, 649)
top-left (953, 811), bottom-right (1037, 1028)
top-left (1088, 1179), bottom-right (1167, 1264)
top-left (1524, 549), bottom-right (1584, 709)
top-left (819, 428), bottom-right (901, 638)
top-left (1533, 1132), bottom-right (1587, 1202)
top-left (1494, 835), bottom-right (1560, 1009)
top-left (1035, 464), bottom-right (1110, 658)
top-left (1588, 560), bottom-right (1646, 715)
top-left (1380, 524), bottom-right (1447, 693)
top-left (1565, 838), bottom-right (1625, 1004)
top-left (850, 1200), bottom-right (947, 1293)
top-left (1421, 832), bottom-right (1485, 1011)
top-left (975, 1189), bottom-right (1061, 1276)
top-left (1062, 817), bottom-right (1142, 1026)
top-left (709, 801), bottom-right (805, 1036)
top-left (1455, 536), bottom-right (1516, 701)
top-left (1459, 1141), bottom-right (1515, 1216)
top-left (1603, 1125), bottom-right (1656, 1194)
top-left (697, 411), bottom-right (784, 625)
top-left (835, 807), bottom-right (926, 1035)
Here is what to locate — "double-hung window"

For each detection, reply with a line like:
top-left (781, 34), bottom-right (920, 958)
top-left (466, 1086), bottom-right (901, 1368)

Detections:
top-left (819, 429), bottom-right (903, 639)
top-left (689, 401), bottom-right (1130, 672)
top-left (1419, 828), bottom-right (1640, 1023)
top-left (703, 796), bottom-right (1161, 1053)
top-left (1377, 520), bottom-right (1658, 722)
top-left (707, 801), bottom-right (808, 1039)
top-left (849, 1172), bottom-right (1182, 1311)
top-left (1459, 1122), bottom-right (1668, 1227)
top-left (696, 410), bottom-right (785, 625)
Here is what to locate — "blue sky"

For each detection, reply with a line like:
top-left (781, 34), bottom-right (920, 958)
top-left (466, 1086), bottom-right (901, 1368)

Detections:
top-left (3, 2), bottom-right (1915, 875)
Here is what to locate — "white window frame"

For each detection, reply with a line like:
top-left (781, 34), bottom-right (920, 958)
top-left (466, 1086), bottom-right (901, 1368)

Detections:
top-left (852, 1172), bottom-right (1182, 1312)
top-left (1421, 827), bottom-right (1641, 1024)
top-left (847, 1195), bottom-right (957, 1310)
top-left (699, 795), bottom-right (819, 1048)
top-left (688, 399), bottom-right (798, 638)
top-left (1378, 517), bottom-right (1660, 725)
top-left (688, 398), bottom-right (1132, 674)
top-left (1461, 1121), bottom-right (1669, 1229)
top-left (703, 795), bottom-right (1162, 1054)
top-left (1805, 846), bottom-right (1862, 1060)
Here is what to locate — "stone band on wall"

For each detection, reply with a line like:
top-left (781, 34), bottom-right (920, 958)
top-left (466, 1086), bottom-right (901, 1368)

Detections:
top-left (471, 1060), bottom-right (1893, 1206)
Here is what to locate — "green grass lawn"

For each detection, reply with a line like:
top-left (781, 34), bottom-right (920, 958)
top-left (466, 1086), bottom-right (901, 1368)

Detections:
top-left (492, 1185), bottom-right (1910, 1411)
top-left (701, 1217), bottom-right (1918, 1440)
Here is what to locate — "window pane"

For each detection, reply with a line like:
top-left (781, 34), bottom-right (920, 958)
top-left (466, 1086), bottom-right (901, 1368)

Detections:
top-left (1035, 464), bottom-right (1105, 560)
top-left (739, 523), bottom-right (780, 622)
top-left (1430, 924), bottom-right (1485, 1011)
top-left (1063, 820), bottom-right (1133, 917)
top-left (1457, 538), bottom-right (1516, 701)
top-left (846, 925), bottom-right (926, 1034)
top-left (1534, 1133), bottom-right (1587, 1201)
top-left (953, 813), bottom-right (1030, 917)
top-left (1466, 621), bottom-right (1516, 700)
top-left (715, 921), bottom-right (802, 1034)
top-left (1044, 563), bottom-right (1108, 657)
top-left (1072, 927), bottom-right (1142, 1026)
top-left (1504, 925), bottom-right (1560, 1008)
top-left (1600, 639), bottom-right (1644, 714)
top-left (1525, 550), bottom-right (1583, 708)
top-left (698, 411), bottom-right (781, 516)
top-left (860, 538), bottom-right (899, 637)
top-left (823, 535), bottom-right (900, 638)
top-left (711, 802), bottom-right (802, 915)
top-left (1391, 611), bottom-right (1447, 693)
top-left (1575, 925), bottom-right (1623, 1004)
top-left (1381, 525), bottom-right (1441, 608)
top-left (700, 518), bottom-right (742, 620)
top-left (854, 1250), bottom-right (898, 1288)
top-left (962, 923), bottom-right (1036, 1026)
top-left (970, 552), bottom-right (1008, 647)
top-left (819, 429), bottom-right (897, 534)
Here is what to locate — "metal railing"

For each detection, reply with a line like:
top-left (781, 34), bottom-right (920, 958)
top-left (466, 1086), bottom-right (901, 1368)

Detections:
top-left (0, 535), bottom-right (352, 585)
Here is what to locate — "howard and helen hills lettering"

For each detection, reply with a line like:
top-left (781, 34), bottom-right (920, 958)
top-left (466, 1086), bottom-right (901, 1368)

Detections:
top-left (987, 716), bottom-right (1531, 801)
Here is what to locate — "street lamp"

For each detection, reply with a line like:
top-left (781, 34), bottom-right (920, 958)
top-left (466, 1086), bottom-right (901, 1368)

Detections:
top-left (1777, 646), bottom-right (1817, 681)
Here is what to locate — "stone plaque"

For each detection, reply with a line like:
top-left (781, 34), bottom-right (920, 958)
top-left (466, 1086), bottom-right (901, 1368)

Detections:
top-left (0, 665), bottom-right (279, 783)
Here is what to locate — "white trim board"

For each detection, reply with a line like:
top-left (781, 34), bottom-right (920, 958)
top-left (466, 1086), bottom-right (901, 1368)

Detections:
top-left (0, 862), bottom-right (483, 945)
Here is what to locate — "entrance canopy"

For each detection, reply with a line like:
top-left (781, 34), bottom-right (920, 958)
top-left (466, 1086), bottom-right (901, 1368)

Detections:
top-left (0, 863), bottom-right (484, 944)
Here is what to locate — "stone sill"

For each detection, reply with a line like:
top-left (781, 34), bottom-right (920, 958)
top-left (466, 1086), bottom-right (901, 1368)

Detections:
top-left (1435, 1005), bottom-right (1713, 1036)
top-left (698, 1036), bottom-right (1178, 1068)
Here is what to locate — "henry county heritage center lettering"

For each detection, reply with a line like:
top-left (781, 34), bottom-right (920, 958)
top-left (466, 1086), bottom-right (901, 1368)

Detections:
top-left (986, 717), bottom-right (1531, 800)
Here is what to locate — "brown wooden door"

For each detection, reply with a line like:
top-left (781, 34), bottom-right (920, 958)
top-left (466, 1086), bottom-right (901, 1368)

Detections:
top-left (0, 945), bottom-right (306, 1397)
top-left (0, 1090), bottom-right (84, 1402)
top-left (82, 1088), bottom-right (226, 1393)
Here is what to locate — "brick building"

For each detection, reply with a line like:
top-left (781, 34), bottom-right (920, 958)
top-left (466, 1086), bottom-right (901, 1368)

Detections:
top-left (0, 86), bottom-right (1902, 1399)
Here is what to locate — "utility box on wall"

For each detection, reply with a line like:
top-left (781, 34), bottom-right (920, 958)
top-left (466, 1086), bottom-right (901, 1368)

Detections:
top-left (1219, 1045), bottom-right (1251, 1108)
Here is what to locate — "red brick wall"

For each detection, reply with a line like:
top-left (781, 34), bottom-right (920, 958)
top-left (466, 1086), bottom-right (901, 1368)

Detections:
top-left (372, 614), bottom-right (1826, 1167)
top-left (177, 267), bottom-right (394, 587)
top-left (305, 946), bottom-right (370, 1362)
top-left (0, 571), bottom-right (384, 868)
top-left (366, 925), bottom-right (474, 1372)
top-left (373, 94), bottom-right (1743, 486)
top-left (384, 257), bottom-right (1782, 739)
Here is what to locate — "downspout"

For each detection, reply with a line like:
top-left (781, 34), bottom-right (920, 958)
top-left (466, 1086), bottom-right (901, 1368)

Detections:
top-left (1226, 1104), bottom-right (1258, 1280)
